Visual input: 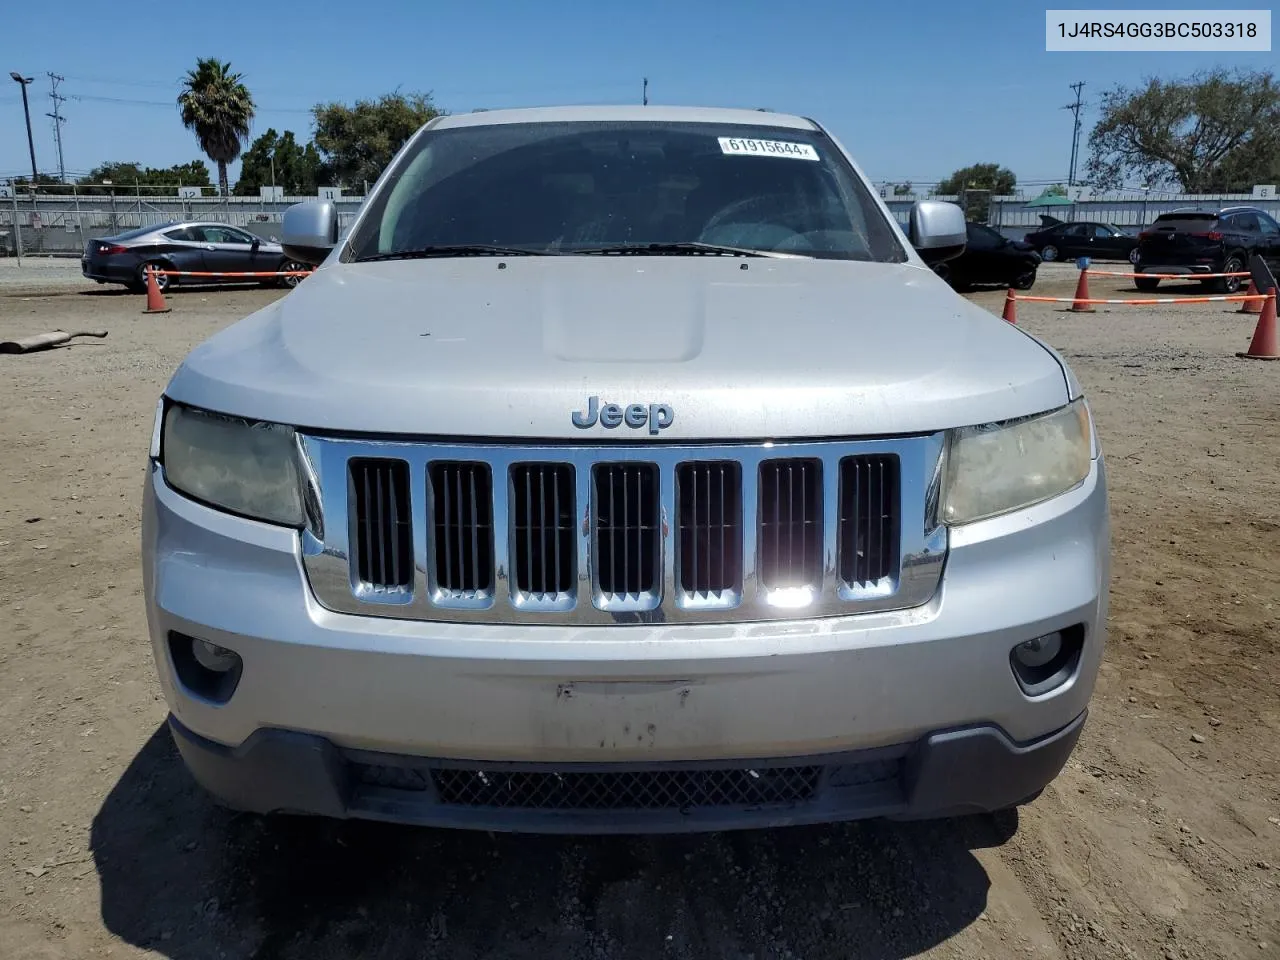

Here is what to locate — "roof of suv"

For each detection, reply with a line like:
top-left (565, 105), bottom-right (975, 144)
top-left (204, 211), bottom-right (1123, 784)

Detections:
top-left (429, 104), bottom-right (820, 131)
top-left (1156, 205), bottom-right (1268, 218)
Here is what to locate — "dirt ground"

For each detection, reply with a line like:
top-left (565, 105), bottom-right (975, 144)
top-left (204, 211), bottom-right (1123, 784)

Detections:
top-left (0, 259), bottom-right (1277, 960)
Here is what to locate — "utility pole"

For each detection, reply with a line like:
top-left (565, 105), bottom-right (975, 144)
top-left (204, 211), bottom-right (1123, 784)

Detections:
top-left (1062, 81), bottom-right (1086, 188)
top-left (9, 72), bottom-right (38, 187)
top-left (642, 77), bottom-right (648, 106)
top-left (46, 73), bottom-right (67, 183)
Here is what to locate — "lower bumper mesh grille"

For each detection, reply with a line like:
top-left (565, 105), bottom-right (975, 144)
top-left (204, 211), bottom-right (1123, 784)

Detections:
top-left (349, 756), bottom-right (908, 815)
top-left (431, 765), bottom-right (823, 810)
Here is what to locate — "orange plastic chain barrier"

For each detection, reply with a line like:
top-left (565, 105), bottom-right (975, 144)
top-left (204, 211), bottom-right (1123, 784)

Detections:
top-left (1082, 269), bottom-right (1251, 280)
top-left (1014, 293), bottom-right (1268, 306)
top-left (152, 269), bottom-right (312, 278)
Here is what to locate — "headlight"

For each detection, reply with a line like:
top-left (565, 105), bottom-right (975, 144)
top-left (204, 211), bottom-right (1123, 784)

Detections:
top-left (160, 404), bottom-right (304, 526)
top-left (942, 398), bottom-right (1092, 525)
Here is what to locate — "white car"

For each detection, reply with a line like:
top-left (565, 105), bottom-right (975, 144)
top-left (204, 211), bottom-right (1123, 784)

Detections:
top-left (142, 105), bottom-right (1109, 833)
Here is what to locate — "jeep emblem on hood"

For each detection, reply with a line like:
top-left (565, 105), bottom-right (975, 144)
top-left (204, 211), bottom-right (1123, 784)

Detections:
top-left (571, 396), bottom-right (674, 435)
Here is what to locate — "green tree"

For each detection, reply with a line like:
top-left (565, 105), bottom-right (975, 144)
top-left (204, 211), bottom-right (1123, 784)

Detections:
top-left (177, 58), bottom-right (256, 197)
top-left (936, 163), bottom-right (1017, 196)
top-left (1086, 68), bottom-right (1280, 192)
top-left (9, 173), bottom-right (67, 194)
top-left (1044, 183), bottom-right (1068, 196)
top-left (234, 129), bottom-right (326, 196)
top-left (893, 182), bottom-right (913, 196)
top-left (75, 161), bottom-right (212, 195)
top-left (312, 92), bottom-right (444, 189)
top-left (936, 164), bottom-right (1015, 222)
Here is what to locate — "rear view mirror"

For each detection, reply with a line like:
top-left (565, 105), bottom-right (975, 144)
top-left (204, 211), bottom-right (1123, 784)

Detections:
top-left (281, 201), bottom-right (339, 266)
top-left (908, 200), bottom-right (967, 265)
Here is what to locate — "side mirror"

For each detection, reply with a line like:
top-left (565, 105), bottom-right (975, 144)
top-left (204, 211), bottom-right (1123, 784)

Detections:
top-left (281, 200), bottom-right (339, 266)
top-left (908, 200), bottom-right (966, 265)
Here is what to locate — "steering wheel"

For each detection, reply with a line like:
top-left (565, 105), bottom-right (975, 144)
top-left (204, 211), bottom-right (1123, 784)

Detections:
top-left (700, 194), bottom-right (795, 236)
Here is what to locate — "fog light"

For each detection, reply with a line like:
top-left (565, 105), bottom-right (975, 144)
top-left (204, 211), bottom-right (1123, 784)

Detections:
top-left (1013, 632), bottom-right (1062, 669)
top-left (192, 639), bottom-right (239, 672)
top-left (1009, 625), bottom-right (1084, 696)
top-left (168, 631), bottom-right (243, 703)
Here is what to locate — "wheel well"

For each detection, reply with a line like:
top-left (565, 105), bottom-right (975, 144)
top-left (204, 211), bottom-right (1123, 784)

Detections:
top-left (139, 257), bottom-right (176, 274)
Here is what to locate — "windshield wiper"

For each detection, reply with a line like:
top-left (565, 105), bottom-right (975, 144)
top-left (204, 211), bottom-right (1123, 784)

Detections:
top-left (353, 244), bottom-right (552, 262)
top-left (571, 241), bottom-right (795, 259)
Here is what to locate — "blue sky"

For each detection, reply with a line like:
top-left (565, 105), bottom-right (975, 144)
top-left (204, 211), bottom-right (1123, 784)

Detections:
top-left (1, 0), bottom-right (1273, 190)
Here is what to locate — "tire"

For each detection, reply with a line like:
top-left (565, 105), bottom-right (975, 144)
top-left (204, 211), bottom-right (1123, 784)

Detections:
top-left (1210, 254), bottom-right (1244, 294)
top-left (276, 260), bottom-right (310, 289)
top-left (1040, 244), bottom-right (1058, 262)
top-left (1011, 268), bottom-right (1037, 290)
top-left (1134, 276), bottom-right (1160, 292)
top-left (1128, 247), bottom-right (1141, 266)
top-left (136, 260), bottom-right (172, 294)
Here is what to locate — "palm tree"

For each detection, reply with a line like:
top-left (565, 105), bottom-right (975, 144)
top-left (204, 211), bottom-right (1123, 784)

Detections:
top-left (177, 58), bottom-right (255, 197)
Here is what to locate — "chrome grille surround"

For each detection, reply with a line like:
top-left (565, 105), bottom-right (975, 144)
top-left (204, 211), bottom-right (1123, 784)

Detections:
top-left (299, 434), bottom-right (947, 625)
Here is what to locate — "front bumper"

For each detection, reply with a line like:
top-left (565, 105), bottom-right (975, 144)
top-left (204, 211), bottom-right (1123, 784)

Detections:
top-left (142, 454), bottom-right (1109, 830)
top-left (168, 708), bottom-right (1087, 833)
top-left (1137, 263), bottom-right (1212, 276)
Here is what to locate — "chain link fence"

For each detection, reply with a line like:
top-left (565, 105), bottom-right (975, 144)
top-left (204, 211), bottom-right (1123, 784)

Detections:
top-left (0, 185), bottom-right (367, 257)
top-left (4, 183), bottom-right (1279, 257)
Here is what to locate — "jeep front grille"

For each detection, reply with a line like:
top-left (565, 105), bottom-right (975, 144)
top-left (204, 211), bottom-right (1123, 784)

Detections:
top-left (838, 455), bottom-right (900, 589)
top-left (301, 436), bottom-right (947, 625)
top-left (348, 458), bottom-right (413, 594)
top-left (676, 461), bottom-right (742, 603)
top-left (428, 462), bottom-right (493, 601)
top-left (758, 458), bottom-right (823, 592)
top-left (511, 463), bottom-right (576, 605)
top-left (593, 463), bottom-right (661, 608)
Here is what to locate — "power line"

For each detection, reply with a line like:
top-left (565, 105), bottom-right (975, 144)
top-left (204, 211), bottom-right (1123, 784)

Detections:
top-left (46, 73), bottom-right (67, 183)
top-left (67, 92), bottom-right (313, 113)
top-left (1062, 81), bottom-right (1086, 187)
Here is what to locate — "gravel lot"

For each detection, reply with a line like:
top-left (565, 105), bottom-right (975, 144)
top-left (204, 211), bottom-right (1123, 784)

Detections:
top-left (1, 258), bottom-right (1277, 960)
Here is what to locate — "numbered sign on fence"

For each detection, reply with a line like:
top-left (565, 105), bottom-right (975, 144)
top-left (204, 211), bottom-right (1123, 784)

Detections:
top-left (0, 184), bottom-right (12, 199)
top-left (177, 186), bottom-right (202, 199)
top-left (318, 187), bottom-right (342, 201)
top-left (1253, 185), bottom-right (1276, 200)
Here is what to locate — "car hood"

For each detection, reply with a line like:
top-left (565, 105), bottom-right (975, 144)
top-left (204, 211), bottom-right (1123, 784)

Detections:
top-left (166, 257), bottom-right (1073, 441)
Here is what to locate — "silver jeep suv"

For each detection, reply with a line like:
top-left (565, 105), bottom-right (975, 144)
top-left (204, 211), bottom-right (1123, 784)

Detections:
top-left (142, 106), bottom-right (1109, 833)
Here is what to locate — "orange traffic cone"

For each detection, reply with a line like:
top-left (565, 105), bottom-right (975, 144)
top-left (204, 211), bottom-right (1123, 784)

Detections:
top-left (143, 265), bottom-right (171, 315)
top-left (1071, 268), bottom-right (1094, 312)
top-left (1237, 278), bottom-right (1262, 314)
top-left (1236, 290), bottom-right (1279, 361)
top-left (1002, 289), bottom-right (1017, 324)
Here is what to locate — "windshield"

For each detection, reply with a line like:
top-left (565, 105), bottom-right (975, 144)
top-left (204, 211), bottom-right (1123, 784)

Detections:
top-left (345, 120), bottom-right (907, 262)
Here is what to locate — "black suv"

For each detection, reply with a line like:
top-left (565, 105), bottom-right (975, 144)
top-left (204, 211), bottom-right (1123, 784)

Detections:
top-left (1134, 206), bottom-right (1280, 293)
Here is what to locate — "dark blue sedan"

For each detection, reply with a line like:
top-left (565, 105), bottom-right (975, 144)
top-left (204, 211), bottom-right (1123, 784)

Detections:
top-left (81, 221), bottom-right (310, 293)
